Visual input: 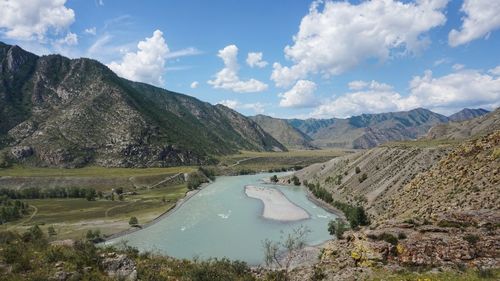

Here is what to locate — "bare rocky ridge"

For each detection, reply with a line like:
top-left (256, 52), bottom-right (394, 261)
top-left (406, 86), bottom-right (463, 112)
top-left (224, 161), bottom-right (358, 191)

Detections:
top-left (427, 107), bottom-right (500, 140)
top-left (249, 114), bottom-right (316, 150)
top-left (448, 108), bottom-right (489, 122)
top-left (0, 42), bottom-right (286, 167)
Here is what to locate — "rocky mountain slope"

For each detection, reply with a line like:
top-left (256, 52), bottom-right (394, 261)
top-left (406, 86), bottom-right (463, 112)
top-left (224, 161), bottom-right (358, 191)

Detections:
top-left (448, 108), bottom-right (489, 122)
top-left (0, 42), bottom-right (285, 168)
top-left (427, 107), bottom-right (500, 140)
top-left (249, 115), bottom-right (316, 149)
top-left (285, 112), bottom-right (499, 279)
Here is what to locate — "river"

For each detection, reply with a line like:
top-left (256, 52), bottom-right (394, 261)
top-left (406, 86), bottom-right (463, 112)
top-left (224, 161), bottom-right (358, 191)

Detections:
top-left (107, 172), bottom-right (336, 265)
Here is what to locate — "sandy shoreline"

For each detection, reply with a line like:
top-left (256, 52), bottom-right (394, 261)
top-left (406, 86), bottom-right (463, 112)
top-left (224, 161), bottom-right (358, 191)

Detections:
top-left (245, 185), bottom-right (310, 221)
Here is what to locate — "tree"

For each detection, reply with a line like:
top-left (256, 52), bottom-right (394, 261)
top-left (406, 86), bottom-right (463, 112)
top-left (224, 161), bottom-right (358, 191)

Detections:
top-left (328, 218), bottom-right (348, 239)
top-left (129, 216), bottom-right (138, 226)
top-left (291, 175), bottom-right (300, 186)
top-left (270, 175), bottom-right (278, 183)
top-left (85, 188), bottom-right (96, 201)
top-left (263, 225), bottom-right (311, 280)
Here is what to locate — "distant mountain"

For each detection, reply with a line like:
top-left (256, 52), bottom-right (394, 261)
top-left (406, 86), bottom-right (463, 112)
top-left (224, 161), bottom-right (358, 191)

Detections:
top-left (427, 107), bottom-right (500, 140)
top-left (448, 108), bottom-right (489, 122)
top-left (0, 42), bottom-right (286, 168)
top-left (286, 108), bottom-right (449, 149)
top-left (249, 115), bottom-right (316, 150)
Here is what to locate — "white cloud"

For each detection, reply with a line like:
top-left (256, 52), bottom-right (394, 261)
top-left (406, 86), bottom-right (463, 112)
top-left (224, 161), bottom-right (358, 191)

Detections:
top-left (56, 32), bottom-right (78, 46)
top-left (0, 0), bottom-right (75, 41)
top-left (271, 0), bottom-right (448, 87)
top-left (489, 66), bottom-right (500, 76)
top-left (208, 45), bottom-right (268, 93)
top-left (84, 27), bottom-right (97, 35)
top-left (348, 80), bottom-right (393, 91)
top-left (218, 99), bottom-right (266, 114)
top-left (452, 63), bottom-right (465, 71)
top-left (312, 68), bottom-right (500, 118)
top-left (246, 52), bottom-right (268, 68)
top-left (190, 81), bottom-right (199, 89)
top-left (449, 0), bottom-right (500, 47)
top-left (166, 47), bottom-right (202, 59)
top-left (279, 80), bottom-right (318, 108)
top-left (406, 69), bottom-right (500, 113)
top-left (108, 30), bottom-right (169, 86)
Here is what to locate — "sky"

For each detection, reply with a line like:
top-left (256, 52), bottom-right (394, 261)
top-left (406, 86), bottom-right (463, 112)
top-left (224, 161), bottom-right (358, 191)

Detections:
top-left (0, 0), bottom-right (499, 119)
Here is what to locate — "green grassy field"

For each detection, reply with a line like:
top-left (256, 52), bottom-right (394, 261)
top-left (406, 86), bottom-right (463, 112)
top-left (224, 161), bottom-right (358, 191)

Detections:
top-left (0, 165), bottom-right (195, 177)
top-left (0, 184), bottom-right (188, 239)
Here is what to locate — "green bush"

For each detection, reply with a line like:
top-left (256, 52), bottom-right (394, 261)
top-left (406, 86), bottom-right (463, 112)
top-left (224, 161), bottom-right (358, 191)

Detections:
top-left (129, 216), bottom-right (139, 226)
top-left (463, 234), bottom-right (479, 245)
top-left (358, 173), bottom-right (368, 183)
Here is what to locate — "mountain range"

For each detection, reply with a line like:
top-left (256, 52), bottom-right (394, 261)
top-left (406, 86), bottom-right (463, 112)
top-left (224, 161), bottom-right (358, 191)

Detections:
top-left (0, 42), bottom-right (492, 167)
top-left (252, 108), bottom-right (490, 149)
top-left (0, 42), bottom-right (285, 168)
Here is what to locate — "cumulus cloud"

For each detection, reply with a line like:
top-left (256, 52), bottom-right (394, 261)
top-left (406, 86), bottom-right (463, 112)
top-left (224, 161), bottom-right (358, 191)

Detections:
top-left (0, 0), bottom-right (75, 41)
top-left (208, 45), bottom-right (268, 93)
top-left (190, 81), bottom-right (199, 89)
top-left (449, 0), bottom-right (500, 47)
top-left (312, 67), bottom-right (500, 118)
top-left (218, 99), bottom-right (266, 114)
top-left (246, 52), bottom-right (268, 68)
top-left (271, 0), bottom-right (448, 87)
top-left (108, 30), bottom-right (169, 86)
top-left (56, 32), bottom-right (78, 46)
top-left (84, 27), bottom-right (97, 35)
top-left (279, 80), bottom-right (318, 108)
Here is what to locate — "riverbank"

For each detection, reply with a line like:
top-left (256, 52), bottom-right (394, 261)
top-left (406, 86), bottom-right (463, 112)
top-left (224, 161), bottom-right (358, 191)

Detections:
top-left (104, 181), bottom-right (212, 242)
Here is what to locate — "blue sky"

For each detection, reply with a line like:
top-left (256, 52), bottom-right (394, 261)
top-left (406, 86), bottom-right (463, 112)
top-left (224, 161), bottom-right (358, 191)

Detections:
top-left (1, 0), bottom-right (499, 118)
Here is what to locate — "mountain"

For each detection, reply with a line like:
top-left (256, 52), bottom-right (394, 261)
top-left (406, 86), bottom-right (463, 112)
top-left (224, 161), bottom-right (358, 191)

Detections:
top-left (427, 107), bottom-right (500, 140)
top-left (249, 115), bottom-right (316, 149)
top-left (0, 42), bottom-right (285, 168)
top-left (448, 108), bottom-right (489, 122)
top-left (287, 108), bottom-right (449, 149)
top-left (286, 112), bottom-right (499, 279)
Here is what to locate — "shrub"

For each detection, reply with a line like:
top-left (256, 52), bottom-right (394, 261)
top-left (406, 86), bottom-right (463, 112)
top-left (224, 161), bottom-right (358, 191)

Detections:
top-left (378, 232), bottom-right (398, 245)
top-left (355, 166), bottom-right (361, 174)
top-left (270, 175), bottom-right (278, 183)
top-left (463, 234), bottom-right (479, 245)
top-left (47, 226), bottom-right (57, 237)
top-left (358, 173), bottom-right (368, 183)
top-left (291, 175), bottom-right (301, 186)
top-left (129, 216), bottom-right (139, 226)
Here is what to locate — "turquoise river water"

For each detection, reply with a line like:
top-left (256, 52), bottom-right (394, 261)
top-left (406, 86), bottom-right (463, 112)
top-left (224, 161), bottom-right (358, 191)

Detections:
top-left (108, 173), bottom-right (336, 265)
